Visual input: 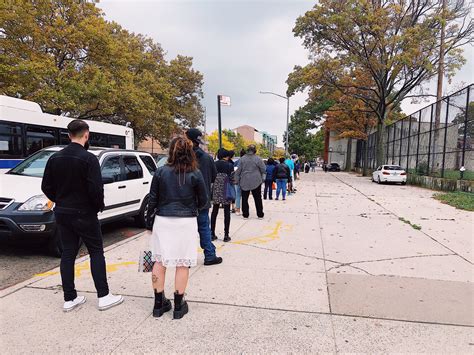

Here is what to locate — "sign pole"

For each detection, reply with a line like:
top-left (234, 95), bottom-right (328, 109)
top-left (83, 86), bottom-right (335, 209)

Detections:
top-left (217, 95), bottom-right (222, 149)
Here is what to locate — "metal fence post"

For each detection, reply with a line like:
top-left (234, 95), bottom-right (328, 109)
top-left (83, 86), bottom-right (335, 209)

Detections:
top-left (415, 111), bottom-right (421, 172)
top-left (399, 118), bottom-right (404, 166)
top-left (460, 85), bottom-right (470, 179)
top-left (392, 125), bottom-right (396, 164)
top-left (441, 97), bottom-right (449, 178)
top-left (427, 105), bottom-right (434, 175)
top-left (406, 116), bottom-right (412, 172)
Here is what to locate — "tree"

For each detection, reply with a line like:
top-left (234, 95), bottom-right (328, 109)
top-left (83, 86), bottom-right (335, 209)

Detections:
top-left (206, 130), bottom-right (234, 156)
top-left (0, 0), bottom-right (204, 146)
top-left (223, 129), bottom-right (247, 153)
top-left (273, 148), bottom-right (286, 160)
top-left (290, 0), bottom-right (473, 165)
top-left (257, 143), bottom-right (271, 158)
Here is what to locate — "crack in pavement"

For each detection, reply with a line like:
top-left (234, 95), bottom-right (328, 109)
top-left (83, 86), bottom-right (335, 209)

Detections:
top-left (22, 285), bottom-right (474, 328)
top-left (330, 174), bottom-right (473, 265)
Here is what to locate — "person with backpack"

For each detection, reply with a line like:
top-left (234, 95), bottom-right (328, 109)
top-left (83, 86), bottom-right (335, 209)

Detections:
top-left (273, 157), bottom-right (291, 200)
top-left (211, 148), bottom-right (233, 242)
top-left (263, 158), bottom-right (276, 200)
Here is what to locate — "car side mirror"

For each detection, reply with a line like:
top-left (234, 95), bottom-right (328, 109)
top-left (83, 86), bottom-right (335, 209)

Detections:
top-left (102, 177), bottom-right (114, 184)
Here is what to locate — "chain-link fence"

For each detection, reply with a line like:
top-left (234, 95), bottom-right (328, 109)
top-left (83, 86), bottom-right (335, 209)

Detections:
top-left (359, 84), bottom-right (473, 180)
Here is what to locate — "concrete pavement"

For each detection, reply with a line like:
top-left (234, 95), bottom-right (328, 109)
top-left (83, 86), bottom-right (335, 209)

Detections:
top-left (1, 171), bottom-right (473, 353)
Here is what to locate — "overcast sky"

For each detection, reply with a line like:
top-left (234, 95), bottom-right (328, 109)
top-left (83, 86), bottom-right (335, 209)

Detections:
top-left (99, 0), bottom-right (473, 145)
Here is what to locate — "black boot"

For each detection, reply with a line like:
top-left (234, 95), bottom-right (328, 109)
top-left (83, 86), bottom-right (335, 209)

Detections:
top-left (173, 291), bottom-right (189, 319)
top-left (223, 235), bottom-right (231, 242)
top-left (211, 232), bottom-right (218, 241)
top-left (153, 290), bottom-right (172, 318)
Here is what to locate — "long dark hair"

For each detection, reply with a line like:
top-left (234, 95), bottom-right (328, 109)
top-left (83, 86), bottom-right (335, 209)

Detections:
top-left (167, 136), bottom-right (197, 173)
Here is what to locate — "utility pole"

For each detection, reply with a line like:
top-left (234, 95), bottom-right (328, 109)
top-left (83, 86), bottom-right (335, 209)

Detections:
top-left (259, 91), bottom-right (290, 157)
top-left (435, 0), bottom-right (446, 127)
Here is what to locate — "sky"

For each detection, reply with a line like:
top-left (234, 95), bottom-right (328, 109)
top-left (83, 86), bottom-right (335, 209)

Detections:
top-left (98, 0), bottom-right (473, 146)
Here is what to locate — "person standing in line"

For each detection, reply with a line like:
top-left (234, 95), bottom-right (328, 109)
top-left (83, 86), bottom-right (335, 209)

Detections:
top-left (42, 120), bottom-right (123, 312)
top-left (263, 157), bottom-right (276, 200)
top-left (304, 161), bottom-right (310, 173)
top-left (228, 150), bottom-right (237, 213)
top-left (284, 156), bottom-right (295, 194)
top-left (234, 144), bottom-right (266, 219)
top-left (147, 136), bottom-right (208, 319)
top-left (211, 148), bottom-right (233, 242)
top-left (310, 161), bottom-right (316, 172)
top-left (233, 149), bottom-right (246, 215)
top-left (185, 129), bottom-right (223, 266)
top-left (273, 157), bottom-right (291, 200)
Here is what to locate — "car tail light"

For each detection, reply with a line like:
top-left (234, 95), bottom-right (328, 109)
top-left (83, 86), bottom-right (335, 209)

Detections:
top-left (400, 172), bottom-right (407, 176)
top-left (382, 171), bottom-right (390, 175)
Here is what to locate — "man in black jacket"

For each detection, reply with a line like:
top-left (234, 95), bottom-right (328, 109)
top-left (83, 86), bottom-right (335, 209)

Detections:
top-left (186, 129), bottom-right (223, 266)
top-left (42, 120), bottom-right (123, 312)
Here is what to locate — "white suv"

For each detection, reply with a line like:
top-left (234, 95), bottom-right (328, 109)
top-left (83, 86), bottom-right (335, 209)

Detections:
top-left (0, 146), bottom-right (156, 256)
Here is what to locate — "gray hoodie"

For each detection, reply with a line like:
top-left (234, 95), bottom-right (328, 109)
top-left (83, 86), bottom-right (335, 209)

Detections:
top-left (234, 153), bottom-right (266, 191)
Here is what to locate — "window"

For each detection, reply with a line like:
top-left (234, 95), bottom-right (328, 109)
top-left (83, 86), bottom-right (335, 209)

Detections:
top-left (123, 156), bottom-right (143, 180)
top-left (109, 135), bottom-right (126, 149)
top-left (89, 133), bottom-right (107, 148)
top-left (8, 150), bottom-right (56, 177)
top-left (0, 121), bottom-right (22, 135)
top-left (0, 135), bottom-right (22, 159)
top-left (26, 125), bottom-right (57, 156)
top-left (139, 155), bottom-right (157, 174)
top-left (60, 130), bottom-right (70, 145)
top-left (101, 156), bottom-right (122, 183)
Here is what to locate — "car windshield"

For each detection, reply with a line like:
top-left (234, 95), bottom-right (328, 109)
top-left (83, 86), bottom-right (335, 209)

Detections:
top-left (7, 150), bottom-right (57, 177)
top-left (384, 165), bottom-right (403, 170)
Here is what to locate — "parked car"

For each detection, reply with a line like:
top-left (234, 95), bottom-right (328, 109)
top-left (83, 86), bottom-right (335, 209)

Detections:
top-left (327, 163), bottom-right (341, 172)
top-left (156, 156), bottom-right (168, 168)
top-left (0, 146), bottom-right (156, 256)
top-left (372, 165), bottom-right (407, 185)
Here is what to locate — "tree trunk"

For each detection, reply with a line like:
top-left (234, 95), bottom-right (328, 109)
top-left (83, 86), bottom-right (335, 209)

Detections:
top-left (362, 140), bottom-right (368, 176)
top-left (345, 137), bottom-right (353, 171)
top-left (375, 120), bottom-right (385, 166)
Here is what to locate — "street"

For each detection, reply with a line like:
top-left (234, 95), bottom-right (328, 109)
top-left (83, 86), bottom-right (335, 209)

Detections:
top-left (0, 220), bottom-right (144, 290)
top-left (1, 171), bottom-right (472, 353)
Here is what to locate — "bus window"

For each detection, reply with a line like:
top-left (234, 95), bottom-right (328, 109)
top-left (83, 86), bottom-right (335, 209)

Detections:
top-left (89, 132), bottom-right (107, 147)
top-left (109, 135), bottom-right (126, 149)
top-left (26, 125), bottom-right (57, 156)
top-left (0, 135), bottom-right (23, 159)
top-left (60, 129), bottom-right (70, 145)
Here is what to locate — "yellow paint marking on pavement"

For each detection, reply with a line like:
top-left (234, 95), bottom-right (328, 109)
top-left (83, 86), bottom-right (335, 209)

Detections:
top-left (231, 221), bottom-right (291, 245)
top-left (34, 261), bottom-right (137, 278)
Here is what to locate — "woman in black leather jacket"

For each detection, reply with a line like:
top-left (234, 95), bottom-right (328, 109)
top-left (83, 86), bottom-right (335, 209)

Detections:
top-left (146, 136), bottom-right (207, 320)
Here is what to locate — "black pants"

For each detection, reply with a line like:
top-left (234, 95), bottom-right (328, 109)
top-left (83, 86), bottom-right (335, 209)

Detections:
top-left (55, 213), bottom-right (109, 301)
top-left (263, 180), bottom-right (273, 200)
top-left (241, 185), bottom-right (264, 218)
top-left (211, 204), bottom-right (231, 236)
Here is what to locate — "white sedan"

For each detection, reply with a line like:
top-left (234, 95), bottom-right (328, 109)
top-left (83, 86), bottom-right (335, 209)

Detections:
top-left (372, 165), bottom-right (407, 185)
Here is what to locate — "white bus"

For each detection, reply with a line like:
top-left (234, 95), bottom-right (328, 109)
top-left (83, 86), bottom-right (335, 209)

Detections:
top-left (0, 95), bottom-right (134, 171)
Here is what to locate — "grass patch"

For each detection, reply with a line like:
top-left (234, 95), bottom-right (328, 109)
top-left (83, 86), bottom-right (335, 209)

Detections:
top-left (433, 191), bottom-right (474, 211)
top-left (398, 217), bottom-right (422, 230)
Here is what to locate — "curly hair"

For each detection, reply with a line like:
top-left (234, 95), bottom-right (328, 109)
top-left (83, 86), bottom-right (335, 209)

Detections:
top-left (167, 136), bottom-right (198, 173)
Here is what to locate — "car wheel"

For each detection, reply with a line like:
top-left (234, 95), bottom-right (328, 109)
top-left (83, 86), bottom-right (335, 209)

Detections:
top-left (401, 181), bottom-right (406, 185)
top-left (377, 176), bottom-right (382, 184)
top-left (371, 176), bottom-right (375, 182)
top-left (135, 195), bottom-right (149, 228)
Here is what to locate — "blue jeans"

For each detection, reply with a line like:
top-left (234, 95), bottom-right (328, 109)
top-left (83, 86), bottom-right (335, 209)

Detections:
top-left (276, 179), bottom-right (287, 199)
top-left (197, 209), bottom-right (216, 261)
top-left (234, 185), bottom-right (241, 209)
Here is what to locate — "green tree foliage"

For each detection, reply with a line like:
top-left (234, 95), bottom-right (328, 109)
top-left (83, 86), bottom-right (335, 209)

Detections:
top-left (223, 129), bottom-right (247, 154)
top-left (286, 105), bottom-right (326, 160)
top-left (289, 0), bottom-right (473, 165)
top-left (0, 0), bottom-right (204, 146)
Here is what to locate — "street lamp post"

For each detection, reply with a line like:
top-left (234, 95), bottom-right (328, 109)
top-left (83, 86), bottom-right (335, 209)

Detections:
top-left (259, 91), bottom-right (290, 157)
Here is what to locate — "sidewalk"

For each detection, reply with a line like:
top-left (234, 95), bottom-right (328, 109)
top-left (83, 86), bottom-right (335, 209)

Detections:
top-left (1, 171), bottom-right (472, 353)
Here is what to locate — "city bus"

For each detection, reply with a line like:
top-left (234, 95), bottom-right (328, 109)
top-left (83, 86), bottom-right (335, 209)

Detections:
top-left (0, 95), bottom-right (134, 172)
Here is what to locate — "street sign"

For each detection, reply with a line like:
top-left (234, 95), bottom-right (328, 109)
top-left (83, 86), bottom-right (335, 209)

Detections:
top-left (219, 95), bottom-right (231, 106)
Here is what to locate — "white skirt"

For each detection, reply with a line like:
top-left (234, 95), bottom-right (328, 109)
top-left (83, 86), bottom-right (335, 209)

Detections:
top-left (150, 216), bottom-right (198, 267)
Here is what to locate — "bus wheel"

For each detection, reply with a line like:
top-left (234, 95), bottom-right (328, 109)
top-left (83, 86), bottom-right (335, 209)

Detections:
top-left (135, 196), bottom-right (149, 228)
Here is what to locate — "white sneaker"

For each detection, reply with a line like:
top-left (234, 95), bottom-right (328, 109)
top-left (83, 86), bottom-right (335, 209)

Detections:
top-left (63, 295), bottom-right (86, 312)
top-left (98, 293), bottom-right (124, 311)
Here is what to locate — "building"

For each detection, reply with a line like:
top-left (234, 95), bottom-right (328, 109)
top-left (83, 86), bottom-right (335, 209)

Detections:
top-left (137, 137), bottom-right (167, 157)
top-left (233, 125), bottom-right (277, 153)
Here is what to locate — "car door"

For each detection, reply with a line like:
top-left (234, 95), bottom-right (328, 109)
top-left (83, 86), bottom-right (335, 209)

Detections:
top-left (373, 166), bottom-right (381, 180)
top-left (99, 154), bottom-right (129, 220)
top-left (122, 155), bottom-right (146, 214)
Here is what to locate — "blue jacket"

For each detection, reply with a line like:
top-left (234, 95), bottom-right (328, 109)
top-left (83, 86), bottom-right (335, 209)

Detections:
top-left (265, 164), bottom-right (276, 181)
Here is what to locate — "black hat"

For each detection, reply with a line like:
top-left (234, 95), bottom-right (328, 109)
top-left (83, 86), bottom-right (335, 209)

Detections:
top-left (186, 128), bottom-right (204, 144)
